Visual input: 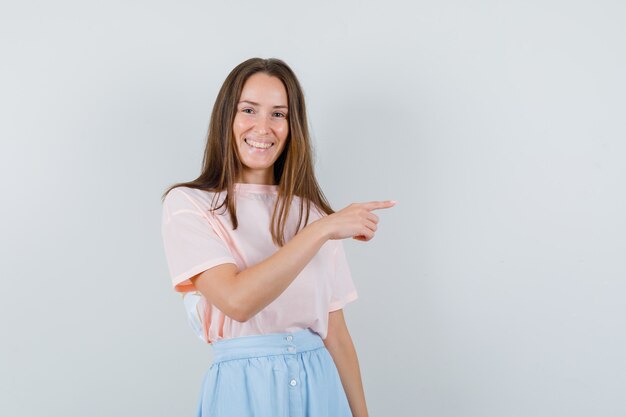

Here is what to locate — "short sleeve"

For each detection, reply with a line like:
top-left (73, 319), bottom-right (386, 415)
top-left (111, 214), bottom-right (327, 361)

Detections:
top-left (161, 188), bottom-right (237, 293)
top-left (328, 240), bottom-right (359, 312)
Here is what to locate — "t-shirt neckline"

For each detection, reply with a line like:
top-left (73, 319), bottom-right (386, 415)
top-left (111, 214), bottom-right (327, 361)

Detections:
top-left (233, 182), bottom-right (279, 194)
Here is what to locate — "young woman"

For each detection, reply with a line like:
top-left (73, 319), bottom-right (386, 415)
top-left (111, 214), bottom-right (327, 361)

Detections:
top-left (161, 57), bottom-right (395, 417)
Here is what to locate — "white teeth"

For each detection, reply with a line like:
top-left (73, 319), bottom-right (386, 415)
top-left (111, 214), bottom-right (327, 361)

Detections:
top-left (245, 138), bottom-right (273, 149)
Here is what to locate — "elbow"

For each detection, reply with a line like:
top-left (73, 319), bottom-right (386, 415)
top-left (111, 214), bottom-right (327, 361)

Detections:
top-left (230, 308), bottom-right (249, 323)
top-left (202, 298), bottom-right (248, 323)
top-left (224, 273), bottom-right (255, 323)
top-left (227, 299), bottom-right (250, 323)
top-left (229, 276), bottom-right (259, 322)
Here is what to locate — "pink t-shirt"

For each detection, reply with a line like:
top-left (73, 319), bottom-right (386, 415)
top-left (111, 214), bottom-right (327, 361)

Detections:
top-left (160, 182), bottom-right (358, 344)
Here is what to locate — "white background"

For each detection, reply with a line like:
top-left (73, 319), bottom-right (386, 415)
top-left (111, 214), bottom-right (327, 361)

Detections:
top-left (1, 1), bottom-right (625, 416)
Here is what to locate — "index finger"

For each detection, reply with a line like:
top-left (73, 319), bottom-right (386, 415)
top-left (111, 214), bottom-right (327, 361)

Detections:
top-left (362, 200), bottom-right (397, 211)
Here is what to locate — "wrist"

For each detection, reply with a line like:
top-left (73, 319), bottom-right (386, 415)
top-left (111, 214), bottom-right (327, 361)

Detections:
top-left (308, 218), bottom-right (331, 243)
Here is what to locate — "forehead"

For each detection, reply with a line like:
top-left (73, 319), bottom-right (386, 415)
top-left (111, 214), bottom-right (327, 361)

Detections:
top-left (239, 73), bottom-right (288, 105)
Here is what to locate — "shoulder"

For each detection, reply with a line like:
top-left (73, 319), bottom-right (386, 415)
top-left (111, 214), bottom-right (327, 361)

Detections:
top-left (163, 186), bottom-right (196, 211)
top-left (163, 186), bottom-right (225, 213)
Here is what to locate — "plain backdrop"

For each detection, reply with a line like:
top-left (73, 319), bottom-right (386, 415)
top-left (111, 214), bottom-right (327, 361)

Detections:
top-left (1, 1), bottom-right (625, 416)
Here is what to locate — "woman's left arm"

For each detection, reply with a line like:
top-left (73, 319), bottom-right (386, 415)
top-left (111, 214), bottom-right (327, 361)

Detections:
top-left (323, 309), bottom-right (369, 417)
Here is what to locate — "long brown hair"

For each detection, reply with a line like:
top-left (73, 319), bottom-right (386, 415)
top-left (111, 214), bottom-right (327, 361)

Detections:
top-left (161, 57), bottom-right (335, 246)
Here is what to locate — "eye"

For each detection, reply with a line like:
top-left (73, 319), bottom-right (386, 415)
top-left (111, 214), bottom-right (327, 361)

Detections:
top-left (274, 112), bottom-right (286, 118)
top-left (241, 108), bottom-right (254, 114)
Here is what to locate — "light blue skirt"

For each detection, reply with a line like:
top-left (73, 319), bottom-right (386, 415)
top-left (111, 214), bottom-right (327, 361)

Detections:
top-left (196, 328), bottom-right (353, 417)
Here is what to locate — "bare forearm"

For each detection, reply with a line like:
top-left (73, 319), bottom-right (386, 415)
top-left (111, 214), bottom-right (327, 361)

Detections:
top-left (233, 220), bottom-right (329, 321)
top-left (326, 334), bottom-right (369, 417)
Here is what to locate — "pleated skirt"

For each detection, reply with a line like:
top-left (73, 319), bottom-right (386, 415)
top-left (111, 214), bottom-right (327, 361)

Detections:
top-left (196, 327), bottom-right (353, 417)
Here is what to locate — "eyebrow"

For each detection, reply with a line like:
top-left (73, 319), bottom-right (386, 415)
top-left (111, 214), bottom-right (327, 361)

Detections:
top-left (238, 100), bottom-right (288, 109)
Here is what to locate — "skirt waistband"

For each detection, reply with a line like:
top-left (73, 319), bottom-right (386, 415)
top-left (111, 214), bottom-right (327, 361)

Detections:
top-left (211, 328), bottom-right (325, 364)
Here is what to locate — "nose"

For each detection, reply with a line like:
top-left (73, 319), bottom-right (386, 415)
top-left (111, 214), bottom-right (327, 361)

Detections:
top-left (254, 114), bottom-right (270, 134)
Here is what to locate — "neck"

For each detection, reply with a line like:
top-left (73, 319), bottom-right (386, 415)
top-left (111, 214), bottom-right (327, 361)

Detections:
top-left (236, 171), bottom-right (276, 185)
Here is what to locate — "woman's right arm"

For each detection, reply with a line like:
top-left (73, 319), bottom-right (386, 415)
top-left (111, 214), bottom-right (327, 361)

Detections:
top-left (190, 200), bottom-right (396, 322)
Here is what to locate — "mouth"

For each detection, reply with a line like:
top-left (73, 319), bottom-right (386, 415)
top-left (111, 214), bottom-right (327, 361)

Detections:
top-left (244, 137), bottom-right (275, 150)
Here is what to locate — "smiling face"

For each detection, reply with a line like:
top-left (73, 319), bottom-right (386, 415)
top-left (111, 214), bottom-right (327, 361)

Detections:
top-left (232, 72), bottom-right (289, 185)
